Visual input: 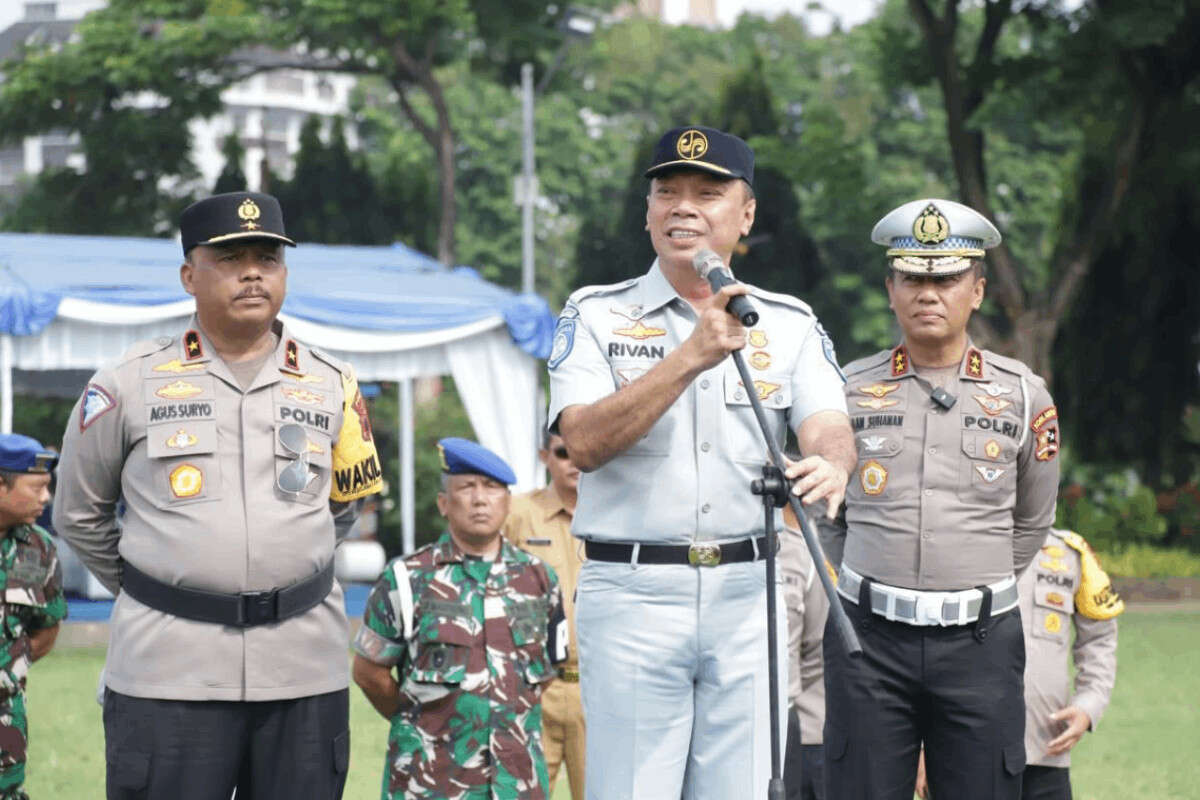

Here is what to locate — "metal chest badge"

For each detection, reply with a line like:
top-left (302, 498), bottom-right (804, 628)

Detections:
top-left (165, 429), bottom-right (198, 449)
top-left (169, 463), bottom-right (203, 498)
top-left (156, 380), bottom-right (204, 399)
top-left (860, 460), bottom-right (888, 495)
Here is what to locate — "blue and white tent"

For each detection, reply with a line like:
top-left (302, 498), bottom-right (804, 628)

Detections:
top-left (0, 232), bottom-right (554, 552)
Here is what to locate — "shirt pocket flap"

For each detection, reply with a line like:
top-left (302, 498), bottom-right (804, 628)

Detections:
top-left (960, 431), bottom-right (1018, 463)
top-left (723, 369), bottom-right (792, 410)
top-left (1033, 581), bottom-right (1075, 614)
top-left (146, 420), bottom-right (218, 459)
top-left (272, 423), bottom-right (333, 469)
top-left (412, 624), bottom-right (473, 684)
top-left (855, 432), bottom-right (903, 460)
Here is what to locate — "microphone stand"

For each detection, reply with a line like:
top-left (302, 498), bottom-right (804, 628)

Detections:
top-left (727, 345), bottom-right (862, 798)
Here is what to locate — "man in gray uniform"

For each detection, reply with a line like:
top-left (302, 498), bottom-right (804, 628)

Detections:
top-left (53, 192), bottom-right (383, 800)
top-left (549, 125), bottom-right (856, 800)
top-left (780, 504), bottom-right (830, 800)
top-left (822, 198), bottom-right (1060, 799)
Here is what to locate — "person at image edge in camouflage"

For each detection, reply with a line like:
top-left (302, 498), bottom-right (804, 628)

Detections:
top-left (0, 435), bottom-right (67, 800)
top-left (353, 438), bottom-right (567, 800)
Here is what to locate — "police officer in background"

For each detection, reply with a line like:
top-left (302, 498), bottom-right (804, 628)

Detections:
top-left (0, 435), bottom-right (66, 800)
top-left (549, 125), bottom-right (856, 800)
top-left (54, 192), bottom-right (383, 800)
top-left (780, 504), bottom-right (830, 800)
top-left (917, 527), bottom-right (1122, 800)
top-left (822, 199), bottom-right (1060, 799)
top-left (502, 430), bottom-right (586, 800)
top-left (353, 438), bottom-right (567, 799)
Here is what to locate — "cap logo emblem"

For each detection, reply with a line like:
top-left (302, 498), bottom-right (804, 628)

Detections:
top-left (912, 204), bottom-right (950, 245)
top-left (676, 129), bottom-right (709, 160)
top-left (238, 198), bottom-right (262, 231)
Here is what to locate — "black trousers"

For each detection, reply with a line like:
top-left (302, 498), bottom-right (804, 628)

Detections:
top-left (823, 596), bottom-right (1026, 800)
top-left (103, 689), bottom-right (349, 800)
top-left (783, 707), bottom-right (826, 800)
top-left (1022, 765), bottom-right (1072, 800)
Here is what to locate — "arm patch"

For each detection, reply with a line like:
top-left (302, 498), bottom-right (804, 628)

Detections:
top-left (1061, 531), bottom-right (1125, 620)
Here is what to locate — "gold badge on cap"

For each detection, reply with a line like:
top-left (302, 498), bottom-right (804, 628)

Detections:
top-left (676, 129), bottom-right (709, 160)
top-left (913, 204), bottom-right (950, 245)
top-left (238, 197), bottom-right (262, 231)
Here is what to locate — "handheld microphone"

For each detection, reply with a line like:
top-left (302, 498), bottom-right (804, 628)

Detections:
top-left (693, 249), bottom-right (759, 327)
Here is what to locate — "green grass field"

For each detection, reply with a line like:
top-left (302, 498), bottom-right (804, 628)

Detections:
top-left (21, 607), bottom-right (1199, 799)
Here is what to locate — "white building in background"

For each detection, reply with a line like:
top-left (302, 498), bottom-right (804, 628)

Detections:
top-left (0, 0), bottom-right (357, 199)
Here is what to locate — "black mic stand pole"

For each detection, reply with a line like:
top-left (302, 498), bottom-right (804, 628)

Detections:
top-left (751, 462), bottom-right (789, 800)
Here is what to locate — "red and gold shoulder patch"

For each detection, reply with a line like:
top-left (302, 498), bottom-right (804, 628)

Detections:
top-left (891, 346), bottom-right (909, 377)
top-left (1035, 426), bottom-right (1059, 461)
top-left (1032, 406), bottom-right (1058, 432)
top-left (183, 329), bottom-right (204, 360)
top-left (965, 347), bottom-right (984, 378)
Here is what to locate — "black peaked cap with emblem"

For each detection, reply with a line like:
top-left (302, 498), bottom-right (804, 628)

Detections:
top-left (644, 125), bottom-right (754, 187)
top-left (180, 191), bottom-right (297, 256)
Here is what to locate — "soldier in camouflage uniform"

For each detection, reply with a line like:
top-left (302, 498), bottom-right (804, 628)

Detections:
top-left (353, 438), bottom-right (567, 800)
top-left (0, 434), bottom-right (67, 800)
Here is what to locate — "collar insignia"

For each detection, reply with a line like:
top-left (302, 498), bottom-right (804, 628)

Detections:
top-left (891, 346), bottom-right (909, 377)
top-left (284, 339), bottom-right (300, 371)
top-left (184, 329), bottom-right (204, 360)
top-left (965, 347), bottom-right (984, 379)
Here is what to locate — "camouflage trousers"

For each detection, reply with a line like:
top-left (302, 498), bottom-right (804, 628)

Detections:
top-left (0, 690), bottom-right (28, 800)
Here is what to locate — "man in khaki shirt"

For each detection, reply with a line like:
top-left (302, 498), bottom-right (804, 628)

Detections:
top-left (53, 192), bottom-right (383, 800)
top-left (780, 504), bottom-right (829, 800)
top-left (822, 199), bottom-right (1060, 800)
top-left (502, 430), bottom-right (585, 800)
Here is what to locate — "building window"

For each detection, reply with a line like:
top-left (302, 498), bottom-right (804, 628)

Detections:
top-left (24, 3), bottom-right (57, 20)
top-left (264, 71), bottom-right (305, 95)
top-left (0, 147), bottom-right (25, 186)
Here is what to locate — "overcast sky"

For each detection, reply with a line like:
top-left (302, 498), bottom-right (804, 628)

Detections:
top-left (717, 0), bottom-right (882, 34)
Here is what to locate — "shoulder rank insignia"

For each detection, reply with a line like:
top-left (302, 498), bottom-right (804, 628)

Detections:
top-left (857, 397), bottom-right (899, 410)
top-left (285, 339), bottom-right (300, 371)
top-left (1036, 427), bottom-right (1059, 461)
top-left (184, 329), bottom-right (204, 360)
top-left (1060, 530), bottom-right (1124, 620)
top-left (153, 359), bottom-right (205, 374)
top-left (858, 383), bottom-right (900, 399)
top-left (891, 346), bottom-right (909, 377)
top-left (860, 460), bottom-right (888, 495)
top-left (80, 384), bottom-right (116, 432)
top-left (973, 395), bottom-right (1013, 416)
top-left (965, 347), bottom-right (984, 379)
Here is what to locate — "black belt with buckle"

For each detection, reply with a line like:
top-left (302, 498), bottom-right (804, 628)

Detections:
top-left (585, 537), bottom-right (771, 567)
top-left (121, 560), bottom-right (335, 628)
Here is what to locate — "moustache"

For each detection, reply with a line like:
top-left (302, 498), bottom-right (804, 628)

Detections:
top-left (234, 288), bottom-right (270, 300)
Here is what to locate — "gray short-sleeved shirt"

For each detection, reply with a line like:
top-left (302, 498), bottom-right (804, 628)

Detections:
top-left (548, 261), bottom-right (847, 543)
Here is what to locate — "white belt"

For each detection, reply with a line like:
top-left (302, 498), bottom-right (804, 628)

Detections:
top-left (838, 565), bottom-right (1018, 627)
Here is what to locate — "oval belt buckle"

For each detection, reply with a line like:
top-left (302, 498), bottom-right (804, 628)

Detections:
top-left (688, 543), bottom-right (722, 567)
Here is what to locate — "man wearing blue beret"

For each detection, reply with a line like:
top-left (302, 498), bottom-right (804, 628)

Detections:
top-left (0, 434), bottom-right (66, 800)
top-left (352, 438), bottom-right (568, 800)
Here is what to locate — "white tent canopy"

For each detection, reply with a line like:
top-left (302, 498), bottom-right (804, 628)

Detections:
top-left (0, 233), bottom-right (553, 552)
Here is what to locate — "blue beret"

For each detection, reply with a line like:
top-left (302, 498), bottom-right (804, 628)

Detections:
top-left (0, 434), bottom-right (57, 474)
top-left (437, 437), bottom-right (516, 486)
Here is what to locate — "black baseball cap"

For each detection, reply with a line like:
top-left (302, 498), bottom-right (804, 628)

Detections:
top-left (643, 125), bottom-right (755, 187)
top-left (179, 191), bottom-right (296, 256)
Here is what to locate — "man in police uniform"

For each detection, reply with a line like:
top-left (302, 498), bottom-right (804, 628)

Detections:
top-left (822, 198), bottom-right (1060, 799)
top-left (53, 192), bottom-right (383, 800)
top-left (549, 125), bottom-right (856, 800)
top-left (502, 430), bottom-right (585, 800)
top-left (780, 504), bottom-right (830, 800)
top-left (352, 438), bottom-right (567, 800)
top-left (0, 434), bottom-right (66, 800)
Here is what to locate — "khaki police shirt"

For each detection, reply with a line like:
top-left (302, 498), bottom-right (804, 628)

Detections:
top-left (547, 260), bottom-right (847, 543)
top-left (502, 485), bottom-right (583, 671)
top-left (1020, 530), bottom-right (1118, 768)
top-left (53, 317), bottom-right (382, 701)
top-left (834, 343), bottom-right (1059, 589)
top-left (779, 524), bottom-right (828, 744)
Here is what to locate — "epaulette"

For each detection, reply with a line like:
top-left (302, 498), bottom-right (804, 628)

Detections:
top-left (841, 349), bottom-right (892, 379)
top-left (310, 346), bottom-right (352, 378)
top-left (746, 285), bottom-right (813, 316)
top-left (1060, 530), bottom-right (1125, 620)
top-left (566, 278), bottom-right (639, 306)
top-left (117, 336), bottom-right (173, 366)
top-left (982, 350), bottom-right (1033, 378)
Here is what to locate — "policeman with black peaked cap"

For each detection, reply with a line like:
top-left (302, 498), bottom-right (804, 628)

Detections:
top-left (821, 198), bottom-right (1060, 799)
top-left (548, 125), bottom-right (856, 800)
top-left (54, 191), bottom-right (383, 800)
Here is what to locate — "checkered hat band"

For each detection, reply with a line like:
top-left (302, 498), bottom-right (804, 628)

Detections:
top-left (888, 235), bottom-right (984, 251)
